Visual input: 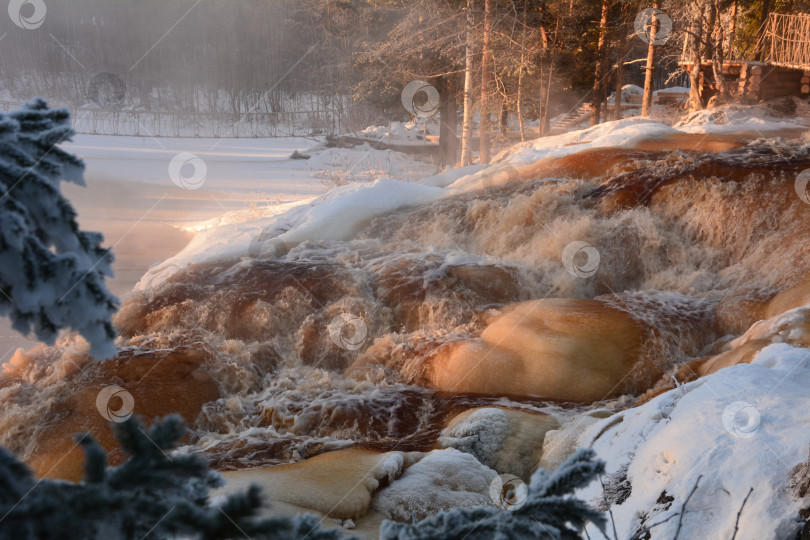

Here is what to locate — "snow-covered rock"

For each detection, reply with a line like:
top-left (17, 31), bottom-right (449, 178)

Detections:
top-left (372, 448), bottom-right (498, 521)
top-left (579, 344), bottom-right (810, 539)
top-left (438, 407), bottom-right (559, 480)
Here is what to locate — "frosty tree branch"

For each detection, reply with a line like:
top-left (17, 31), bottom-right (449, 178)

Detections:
top-left (0, 99), bottom-right (118, 358)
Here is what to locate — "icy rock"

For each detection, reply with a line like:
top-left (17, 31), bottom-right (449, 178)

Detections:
top-left (372, 448), bottom-right (498, 522)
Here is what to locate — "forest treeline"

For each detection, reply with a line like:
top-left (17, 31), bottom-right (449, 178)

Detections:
top-left (0, 0), bottom-right (803, 163)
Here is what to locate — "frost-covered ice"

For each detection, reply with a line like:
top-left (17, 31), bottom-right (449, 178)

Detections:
top-left (372, 449), bottom-right (497, 522)
top-left (64, 134), bottom-right (437, 208)
top-left (576, 343), bottom-right (810, 539)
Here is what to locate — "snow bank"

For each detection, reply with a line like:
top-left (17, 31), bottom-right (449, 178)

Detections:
top-left (311, 143), bottom-right (437, 183)
top-left (444, 118), bottom-right (677, 194)
top-left (417, 164), bottom-right (487, 188)
top-left (675, 101), bottom-right (809, 134)
top-left (180, 198), bottom-right (314, 233)
top-left (578, 343), bottom-right (810, 539)
top-left (372, 448), bottom-right (497, 521)
top-left (490, 118), bottom-right (674, 167)
top-left (606, 84), bottom-right (645, 105)
top-left (655, 86), bottom-right (690, 95)
top-left (137, 178), bottom-right (443, 290)
top-left (360, 119), bottom-right (440, 144)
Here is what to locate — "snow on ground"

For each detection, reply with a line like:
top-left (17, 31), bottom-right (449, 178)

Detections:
top-left (360, 119), bottom-right (440, 144)
top-left (493, 117), bottom-right (675, 166)
top-left (446, 118), bottom-right (677, 193)
top-left (656, 86), bottom-right (691, 95)
top-left (576, 343), bottom-right (810, 539)
top-left (675, 100), bottom-right (810, 133)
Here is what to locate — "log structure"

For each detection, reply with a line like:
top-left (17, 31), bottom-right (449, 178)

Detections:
top-left (679, 60), bottom-right (810, 102)
top-left (679, 13), bottom-right (810, 103)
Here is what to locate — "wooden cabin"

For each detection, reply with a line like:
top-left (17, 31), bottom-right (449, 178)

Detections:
top-left (681, 13), bottom-right (810, 102)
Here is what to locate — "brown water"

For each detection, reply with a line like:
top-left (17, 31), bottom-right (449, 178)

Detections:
top-left (4, 132), bottom-right (810, 481)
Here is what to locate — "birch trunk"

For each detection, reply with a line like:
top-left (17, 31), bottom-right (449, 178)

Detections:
top-left (641, 0), bottom-right (661, 117)
top-left (480, 0), bottom-right (494, 164)
top-left (460, 0), bottom-right (475, 165)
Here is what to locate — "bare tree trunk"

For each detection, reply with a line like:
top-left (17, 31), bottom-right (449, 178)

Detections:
top-left (688, 10), bottom-right (704, 112)
top-left (538, 6), bottom-right (552, 137)
top-left (517, 0), bottom-right (528, 141)
top-left (711, 0), bottom-right (728, 100)
top-left (460, 0), bottom-right (475, 165)
top-left (480, 0), bottom-right (494, 164)
top-left (517, 73), bottom-right (525, 140)
top-left (641, 0), bottom-right (661, 117)
top-left (591, 0), bottom-right (610, 126)
top-left (755, 0), bottom-right (772, 61)
top-left (438, 76), bottom-right (459, 166)
top-left (705, 0), bottom-right (716, 62)
top-left (498, 102), bottom-right (508, 137)
top-left (614, 19), bottom-right (626, 121)
top-left (728, 0), bottom-right (738, 59)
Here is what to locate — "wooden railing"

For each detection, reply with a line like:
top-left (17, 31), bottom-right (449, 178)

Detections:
top-left (762, 13), bottom-right (810, 69)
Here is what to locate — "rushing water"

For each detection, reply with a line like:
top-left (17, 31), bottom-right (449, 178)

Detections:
top-left (3, 133), bottom-right (810, 480)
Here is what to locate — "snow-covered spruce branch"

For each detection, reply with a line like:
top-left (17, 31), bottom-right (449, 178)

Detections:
top-left (0, 422), bottom-right (608, 540)
top-left (380, 449), bottom-right (607, 540)
top-left (0, 99), bottom-right (117, 358)
top-left (0, 415), bottom-right (344, 540)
